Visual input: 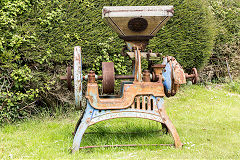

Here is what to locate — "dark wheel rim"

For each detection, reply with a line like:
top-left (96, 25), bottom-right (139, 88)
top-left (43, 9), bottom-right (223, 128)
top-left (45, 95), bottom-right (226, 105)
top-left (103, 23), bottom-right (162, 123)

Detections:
top-left (102, 62), bottom-right (115, 94)
top-left (192, 68), bottom-right (198, 84)
top-left (67, 66), bottom-right (72, 90)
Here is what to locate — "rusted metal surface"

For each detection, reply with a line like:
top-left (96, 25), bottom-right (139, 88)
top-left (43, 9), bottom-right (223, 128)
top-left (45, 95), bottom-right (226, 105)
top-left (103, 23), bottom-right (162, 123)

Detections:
top-left (67, 66), bottom-right (72, 90)
top-left (185, 74), bottom-right (195, 78)
top-left (74, 46), bottom-right (82, 110)
top-left (61, 74), bottom-right (134, 81)
top-left (152, 64), bottom-right (166, 74)
top-left (102, 6), bottom-right (173, 37)
top-left (67, 5), bottom-right (200, 153)
top-left (65, 39), bottom-right (192, 153)
top-left (134, 48), bottom-right (142, 82)
top-left (72, 96), bottom-right (182, 153)
top-left (126, 51), bottom-right (160, 59)
top-left (191, 68), bottom-right (198, 84)
top-left (152, 64), bottom-right (166, 83)
top-left (102, 62), bottom-right (115, 94)
top-left (60, 66), bottom-right (73, 90)
top-left (171, 58), bottom-right (186, 85)
top-left (115, 75), bottom-right (134, 79)
top-left (136, 96), bottom-right (140, 109)
top-left (162, 56), bottom-right (189, 96)
top-left (86, 82), bottom-right (165, 110)
top-left (125, 41), bottom-right (149, 51)
top-left (157, 104), bottom-right (182, 148)
top-left (97, 75), bottom-right (134, 80)
top-left (172, 84), bottom-right (180, 96)
top-left (88, 71), bottom-right (96, 83)
top-left (79, 144), bottom-right (173, 149)
top-left (185, 68), bottom-right (199, 84)
top-left (143, 70), bottom-right (151, 82)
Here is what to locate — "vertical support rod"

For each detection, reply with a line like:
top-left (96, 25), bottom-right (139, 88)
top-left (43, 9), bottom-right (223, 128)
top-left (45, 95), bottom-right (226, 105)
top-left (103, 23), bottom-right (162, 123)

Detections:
top-left (72, 102), bottom-right (94, 153)
top-left (136, 96), bottom-right (140, 109)
top-left (74, 46), bottom-right (82, 110)
top-left (142, 96), bottom-right (146, 110)
top-left (134, 47), bottom-right (142, 82)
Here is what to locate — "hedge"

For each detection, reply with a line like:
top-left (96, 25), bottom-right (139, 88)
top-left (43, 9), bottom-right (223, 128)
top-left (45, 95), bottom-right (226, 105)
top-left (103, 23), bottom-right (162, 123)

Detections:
top-left (202, 0), bottom-right (240, 81)
top-left (0, 0), bottom-right (216, 123)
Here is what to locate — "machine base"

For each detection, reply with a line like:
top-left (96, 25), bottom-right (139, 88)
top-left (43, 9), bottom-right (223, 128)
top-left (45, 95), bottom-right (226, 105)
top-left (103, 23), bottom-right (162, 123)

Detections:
top-left (72, 96), bottom-right (182, 153)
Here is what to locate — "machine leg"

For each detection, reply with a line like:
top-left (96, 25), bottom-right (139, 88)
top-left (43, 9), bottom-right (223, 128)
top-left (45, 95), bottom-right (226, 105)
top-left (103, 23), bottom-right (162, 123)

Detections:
top-left (159, 106), bottom-right (182, 148)
top-left (156, 98), bottom-right (182, 148)
top-left (73, 111), bottom-right (84, 136)
top-left (72, 103), bottom-right (94, 153)
top-left (72, 97), bottom-right (182, 153)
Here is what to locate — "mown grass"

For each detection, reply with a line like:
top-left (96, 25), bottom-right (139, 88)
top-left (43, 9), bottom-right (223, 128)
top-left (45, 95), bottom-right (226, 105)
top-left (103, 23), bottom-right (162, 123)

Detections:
top-left (0, 85), bottom-right (239, 159)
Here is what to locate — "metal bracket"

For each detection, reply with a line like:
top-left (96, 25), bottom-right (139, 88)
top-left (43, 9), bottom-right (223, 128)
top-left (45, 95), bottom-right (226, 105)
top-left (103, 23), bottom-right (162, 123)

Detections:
top-left (86, 82), bottom-right (164, 110)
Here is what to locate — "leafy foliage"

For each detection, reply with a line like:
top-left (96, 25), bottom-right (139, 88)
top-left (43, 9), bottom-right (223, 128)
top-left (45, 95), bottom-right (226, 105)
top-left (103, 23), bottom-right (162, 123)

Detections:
top-left (0, 0), bottom-right (223, 123)
top-left (201, 0), bottom-right (240, 81)
top-left (225, 81), bottom-right (240, 94)
top-left (149, 0), bottom-right (216, 71)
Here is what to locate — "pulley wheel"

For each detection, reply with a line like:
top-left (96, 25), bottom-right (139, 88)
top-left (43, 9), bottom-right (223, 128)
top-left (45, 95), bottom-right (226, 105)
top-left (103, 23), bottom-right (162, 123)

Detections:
top-left (74, 46), bottom-right (83, 110)
top-left (67, 66), bottom-right (72, 91)
top-left (102, 62), bottom-right (115, 94)
top-left (192, 68), bottom-right (198, 84)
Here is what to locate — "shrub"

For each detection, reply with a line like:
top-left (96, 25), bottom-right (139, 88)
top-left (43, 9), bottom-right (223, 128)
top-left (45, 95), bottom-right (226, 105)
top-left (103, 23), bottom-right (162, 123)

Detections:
top-left (0, 0), bottom-right (216, 123)
top-left (201, 0), bottom-right (240, 81)
top-left (225, 81), bottom-right (240, 94)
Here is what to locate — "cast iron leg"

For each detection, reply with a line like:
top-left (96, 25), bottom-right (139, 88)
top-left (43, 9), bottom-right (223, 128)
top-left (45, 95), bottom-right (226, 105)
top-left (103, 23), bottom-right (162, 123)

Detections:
top-left (157, 98), bottom-right (182, 148)
top-left (73, 111), bottom-right (84, 136)
top-left (159, 107), bottom-right (182, 148)
top-left (72, 102), bottom-right (94, 153)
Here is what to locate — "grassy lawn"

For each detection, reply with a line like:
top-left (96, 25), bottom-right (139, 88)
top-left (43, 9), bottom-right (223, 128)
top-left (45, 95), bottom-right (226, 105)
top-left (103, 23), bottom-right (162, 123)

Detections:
top-left (0, 85), bottom-right (239, 159)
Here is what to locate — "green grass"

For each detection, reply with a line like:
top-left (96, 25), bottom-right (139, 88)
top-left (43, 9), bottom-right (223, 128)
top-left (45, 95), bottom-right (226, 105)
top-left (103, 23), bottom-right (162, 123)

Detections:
top-left (0, 85), bottom-right (240, 159)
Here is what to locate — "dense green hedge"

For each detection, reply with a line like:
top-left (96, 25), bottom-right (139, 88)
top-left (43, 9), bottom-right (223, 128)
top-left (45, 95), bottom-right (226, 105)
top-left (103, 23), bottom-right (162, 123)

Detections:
top-left (205, 0), bottom-right (240, 81)
top-left (0, 0), bottom-right (217, 123)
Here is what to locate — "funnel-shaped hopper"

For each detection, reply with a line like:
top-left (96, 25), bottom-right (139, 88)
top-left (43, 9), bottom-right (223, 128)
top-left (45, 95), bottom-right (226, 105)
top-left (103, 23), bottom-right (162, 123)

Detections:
top-left (102, 6), bottom-right (173, 41)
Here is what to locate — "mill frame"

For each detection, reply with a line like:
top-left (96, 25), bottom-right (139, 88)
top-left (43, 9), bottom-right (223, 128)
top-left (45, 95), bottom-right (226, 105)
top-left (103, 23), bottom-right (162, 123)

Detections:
top-left (60, 6), bottom-right (198, 153)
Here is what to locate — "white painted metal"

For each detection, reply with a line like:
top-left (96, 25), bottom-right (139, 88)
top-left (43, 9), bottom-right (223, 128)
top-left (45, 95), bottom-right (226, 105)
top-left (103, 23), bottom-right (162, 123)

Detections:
top-left (127, 52), bottom-right (159, 59)
top-left (74, 46), bottom-right (82, 110)
top-left (103, 6), bottom-right (173, 18)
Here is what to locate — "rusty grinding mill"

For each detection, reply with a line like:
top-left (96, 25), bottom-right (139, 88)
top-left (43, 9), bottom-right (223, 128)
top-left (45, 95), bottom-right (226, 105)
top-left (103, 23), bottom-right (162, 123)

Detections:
top-left (60, 6), bottom-right (198, 153)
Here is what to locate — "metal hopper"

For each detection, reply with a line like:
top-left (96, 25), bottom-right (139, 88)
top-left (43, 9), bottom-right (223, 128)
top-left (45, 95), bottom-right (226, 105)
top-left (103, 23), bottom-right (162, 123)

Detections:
top-left (102, 6), bottom-right (174, 41)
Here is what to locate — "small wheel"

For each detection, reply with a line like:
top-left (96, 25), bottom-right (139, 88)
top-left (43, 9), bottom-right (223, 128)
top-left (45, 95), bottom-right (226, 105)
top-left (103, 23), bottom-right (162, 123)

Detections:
top-left (102, 62), bottom-right (115, 94)
top-left (192, 68), bottom-right (198, 84)
top-left (67, 66), bottom-right (72, 90)
top-left (74, 46), bottom-right (83, 110)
